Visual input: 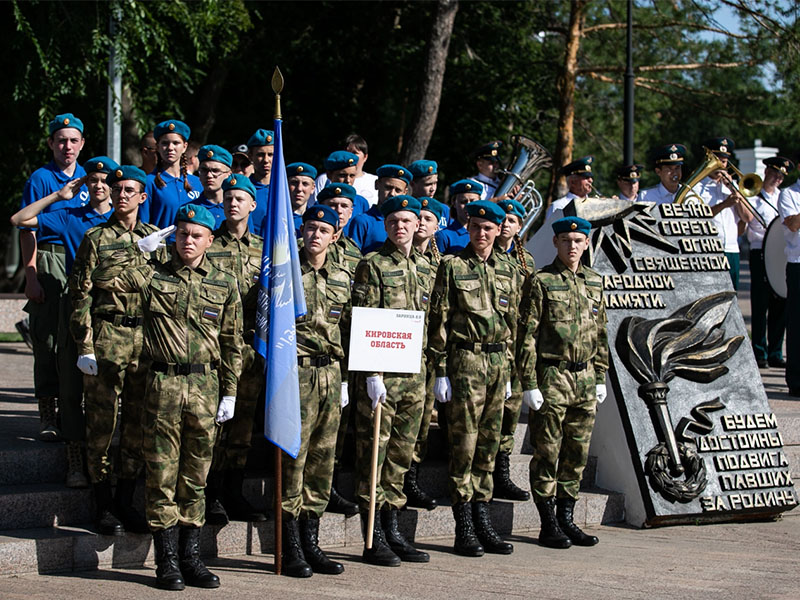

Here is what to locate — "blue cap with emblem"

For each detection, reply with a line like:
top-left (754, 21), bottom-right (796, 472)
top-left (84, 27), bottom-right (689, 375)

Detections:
top-left (49, 113), bottom-right (84, 135)
top-left (108, 165), bottom-right (147, 187)
top-left (222, 174), bottom-right (257, 200)
top-left (287, 162), bottom-right (318, 180)
top-left (247, 129), bottom-right (274, 147)
top-left (198, 145), bottom-right (232, 168)
top-left (154, 119), bottom-right (191, 141)
top-left (380, 195), bottom-right (421, 217)
top-left (317, 183), bottom-right (356, 204)
top-left (84, 156), bottom-right (119, 175)
top-left (175, 203), bottom-right (215, 231)
top-left (552, 216), bottom-right (591, 236)
top-left (376, 164), bottom-right (413, 185)
top-left (499, 198), bottom-right (526, 219)
top-left (419, 196), bottom-right (445, 221)
top-left (302, 204), bottom-right (340, 229)
top-left (450, 179), bottom-right (483, 197)
top-left (324, 151), bottom-right (358, 172)
top-left (466, 200), bottom-right (505, 225)
top-left (409, 160), bottom-right (438, 178)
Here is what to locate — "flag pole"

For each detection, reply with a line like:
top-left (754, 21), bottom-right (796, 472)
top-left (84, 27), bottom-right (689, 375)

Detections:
top-left (271, 65), bottom-right (284, 576)
top-left (366, 402), bottom-right (382, 549)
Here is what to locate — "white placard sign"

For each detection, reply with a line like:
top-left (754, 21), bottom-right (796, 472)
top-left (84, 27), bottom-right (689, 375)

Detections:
top-left (348, 307), bottom-right (425, 374)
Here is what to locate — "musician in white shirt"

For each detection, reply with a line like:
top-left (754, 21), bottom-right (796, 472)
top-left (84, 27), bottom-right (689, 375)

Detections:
top-left (639, 144), bottom-right (686, 205)
top-left (777, 158), bottom-right (800, 397)
top-left (615, 164), bottom-right (642, 202)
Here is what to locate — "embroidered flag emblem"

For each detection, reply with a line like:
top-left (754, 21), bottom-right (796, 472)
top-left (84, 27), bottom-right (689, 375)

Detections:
top-left (203, 307), bottom-right (220, 320)
top-left (499, 295), bottom-right (509, 308)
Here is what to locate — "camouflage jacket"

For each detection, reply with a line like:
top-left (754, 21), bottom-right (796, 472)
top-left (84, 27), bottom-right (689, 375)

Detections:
top-left (329, 234), bottom-right (362, 280)
top-left (92, 245), bottom-right (243, 397)
top-left (68, 215), bottom-right (167, 356)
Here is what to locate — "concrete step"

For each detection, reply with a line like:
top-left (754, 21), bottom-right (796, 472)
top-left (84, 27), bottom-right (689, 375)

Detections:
top-left (0, 487), bottom-right (624, 575)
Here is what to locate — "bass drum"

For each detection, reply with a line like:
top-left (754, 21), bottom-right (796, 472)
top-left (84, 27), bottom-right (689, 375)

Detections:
top-left (763, 217), bottom-right (787, 298)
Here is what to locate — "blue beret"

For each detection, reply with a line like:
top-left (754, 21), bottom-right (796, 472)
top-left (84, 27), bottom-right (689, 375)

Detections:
top-left (49, 113), bottom-right (84, 135)
top-left (466, 200), bottom-right (505, 225)
top-left (499, 198), bottom-right (526, 219)
top-left (560, 156), bottom-right (595, 177)
top-left (324, 151), bottom-right (359, 171)
top-left (247, 129), bottom-right (274, 147)
top-left (175, 204), bottom-right (215, 231)
top-left (764, 156), bottom-right (795, 175)
top-left (302, 205), bottom-right (340, 229)
top-left (552, 216), bottom-right (591, 236)
top-left (419, 196), bottom-right (444, 221)
top-left (409, 160), bottom-right (438, 178)
top-left (222, 174), bottom-right (256, 200)
top-left (154, 119), bottom-right (191, 141)
top-left (84, 156), bottom-right (119, 175)
top-left (380, 195), bottom-right (421, 217)
top-left (198, 145), bottom-right (232, 168)
top-left (376, 164), bottom-right (413, 185)
top-left (107, 165), bottom-right (147, 187)
top-left (473, 140), bottom-right (502, 160)
top-left (287, 162), bottom-right (318, 180)
top-left (704, 136), bottom-right (734, 158)
top-left (652, 144), bottom-right (686, 166)
top-left (317, 183), bottom-right (356, 204)
top-left (450, 179), bottom-right (483, 197)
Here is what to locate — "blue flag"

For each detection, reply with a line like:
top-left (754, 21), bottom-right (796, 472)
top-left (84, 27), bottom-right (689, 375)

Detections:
top-left (254, 118), bottom-right (306, 459)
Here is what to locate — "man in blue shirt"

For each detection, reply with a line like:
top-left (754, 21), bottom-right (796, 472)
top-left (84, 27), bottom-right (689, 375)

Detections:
top-left (247, 128), bottom-right (274, 237)
top-left (348, 165), bottom-right (412, 254)
top-left (288, 162), bottom-right (318, 237)
top-left (194, 145), bottom-right (233, 230)
top-left (435, 179), bottom-right (483, 255)
top-left (409, 160), bottom-right (449, 229)
top-left (18, 113), bottom-right (89, 445)
top-left (312, 151), bottom-right (370, 218)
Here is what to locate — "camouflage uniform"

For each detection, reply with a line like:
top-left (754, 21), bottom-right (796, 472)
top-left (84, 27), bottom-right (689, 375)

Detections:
top-left (206, 225), bottom-right (264, 471)
top-left (352, 241), bottom-right (434, 511)
top-left (428, 246), bottom-right (524, 504)
top-left (282, 252), bottom-right (352, 518)
top-left (517, 257), bottom-right (608, 501)
top-left (92, 246), bottom-right (243, 530)
top-left (68, 215), bottom-right (166, 483)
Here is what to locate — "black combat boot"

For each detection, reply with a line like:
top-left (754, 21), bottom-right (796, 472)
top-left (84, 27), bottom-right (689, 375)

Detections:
top-left (326, 469), bottom-right (359, 516)
top-left (282, 517), bottom-right (313, 578)
top-left (451, 502), bottom-right (484, 557)
top-left (93, 480), bottom-right (124, 536)
top-left (492, 452), bottom-right (531, 501)
top-left (361, 512), bottom-right (401, 567)
top-left (114, 478), bottom-right (149, 534)
top-left (299, 516), bottom-right (344, 575)
top-left (556, 497), bottom-right (599, 546)
top-left (380, 507), bottom-right (429, 562)
top-left (204, 470), bottom-right (229, 526)
top-left (403, 462), bottom-right (437, 510)
top-left (472, 502), bottom-right (513, 554)
top-left (178, 526), bottom-right (220, 588)
top-left (535, 497), bottom-right (572, 549)
top-left (223, 469), bottom-right (267, 522)
top-left (152, 526), bottom-right (185, 590)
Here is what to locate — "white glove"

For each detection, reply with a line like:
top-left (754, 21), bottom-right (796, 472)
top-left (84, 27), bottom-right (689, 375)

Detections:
top-left (434, 376), bottom-right (452, 404)
top-left (366, 376), bottom-right (387, 410)
top-left (341, 382), bottom-right (349, 408)
top-left (596, 384), bottom-right (607, 404)
top-left (523, 389), bottom-right (544, 411)
top-left (76, 354), bottom-right (98, 376)
top-left (216, 396), bottom-right (236, 423)
top-left (137, 225), bottom-right (176, 253)
top-left (505, 381), bottom-right (512, 399)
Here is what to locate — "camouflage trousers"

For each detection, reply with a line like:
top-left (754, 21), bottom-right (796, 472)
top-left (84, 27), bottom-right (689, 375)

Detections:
top-left (57, 293), bottom-right (84, 441)
top-left (24, 246), bottom-right (66, 399)
top-left (84, 319), bottom-right (147, 483)
top-left (499, 374), bottom-right (523, 455)
top-left (528, 364), bottom-right (597, 501)
top-left (211, 347), bottom-right (263, 472)
top-left (281, 362), bottom-right (341, 519)
top-left (412, 358), bottom-right (437, 464)
top-left (144, 369), bottom-right (219, 531)
top-left (354, 370), bottom-right (425, 511)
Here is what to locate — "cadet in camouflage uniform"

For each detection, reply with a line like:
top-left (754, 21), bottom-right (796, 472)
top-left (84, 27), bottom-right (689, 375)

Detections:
top-left (316, 182), bottom-right (362, 516)
top-left (205, 174), bottom-right (267, 525)
top-left (92, 204), bottom-right (243, 591)
top-left (404, 196), bottom-right (446, 511)
top-left (517, 216), bottom-right (608, 550)
top-left (69, 165), bottom-right (165, 536)
top-left (281, 205), bottom-right (351, 578)
top-left (428, 199), bottom-right (524, 557)
top-left (492, 198), bottom-right (534, 502)
top-left (352, 195), bottom-right (433, 567)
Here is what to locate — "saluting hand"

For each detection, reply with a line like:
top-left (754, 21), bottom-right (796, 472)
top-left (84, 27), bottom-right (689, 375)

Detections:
top-left (137, 225), bottom-right (176, 253)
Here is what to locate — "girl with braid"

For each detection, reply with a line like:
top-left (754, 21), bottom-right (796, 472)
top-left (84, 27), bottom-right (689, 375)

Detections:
top-left (141, 120), bottom-right (202, 228)
top-left (492, 198), bottom-right (535, 501)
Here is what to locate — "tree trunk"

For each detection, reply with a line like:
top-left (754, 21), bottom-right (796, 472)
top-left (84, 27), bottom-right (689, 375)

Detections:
top-left (121, 84), bottom-right (140, 165)
top-left (550, 0), bottom-right (587, 201)
top-left (400, 0), bottom-right (459, 164)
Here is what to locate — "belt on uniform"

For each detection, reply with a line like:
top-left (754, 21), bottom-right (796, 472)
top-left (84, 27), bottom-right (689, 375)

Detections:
top-left (96, 313), bottom-right (143, 328)
top-left (151, 361), bottom-right (218, 375)
top-left (540, 358), bottom-right (588, 372)
top-left (298, 355), bottom-right (334, 367)
top-left (456, 342), bottom-right (506, 353)
top-left (38, 243), bottom-right (66, 255)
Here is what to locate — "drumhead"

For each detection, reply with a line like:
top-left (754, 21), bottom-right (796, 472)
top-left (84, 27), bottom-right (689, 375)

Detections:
top-left (764, 217), bottom-right (787, 298)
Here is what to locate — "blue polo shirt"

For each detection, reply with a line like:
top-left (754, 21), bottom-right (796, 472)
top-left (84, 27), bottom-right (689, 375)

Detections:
top-left (348, 205), bottom-right (386, 254)
top-left (352, 193), bottom-right (370, 220)
top-left (437, 204), bottom-right (451, 230)
top-left (250, 178), bottom-right (269, 237)
top-left (190, 195), bottom-right (226, 231)
top-left (435, 220), bottom-right (469, 255)
top-left (37, 204), bottom-right (113, 273)
top-left (141, 170), bottom-right (202, 228)
top-left (293, 212), bottom-right (303, 238)
top-left (19, 161), bottom-right (89, 244)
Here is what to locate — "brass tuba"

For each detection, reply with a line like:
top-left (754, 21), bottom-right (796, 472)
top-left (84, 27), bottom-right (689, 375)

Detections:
top-left (495, 135), bottom-right (552, 238)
